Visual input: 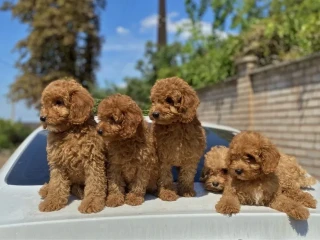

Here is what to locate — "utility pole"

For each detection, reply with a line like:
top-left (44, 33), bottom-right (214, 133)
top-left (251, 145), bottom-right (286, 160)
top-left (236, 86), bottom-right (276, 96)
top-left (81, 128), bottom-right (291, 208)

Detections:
top-left (157, 0), bottom-right (167, 49)
top-left (11, 101), bottom-right (15, 122)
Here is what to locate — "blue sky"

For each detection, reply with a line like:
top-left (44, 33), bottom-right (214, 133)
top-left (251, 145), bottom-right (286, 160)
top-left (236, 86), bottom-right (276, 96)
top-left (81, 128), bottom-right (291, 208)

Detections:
top-left (0, 0), bottom-right (219, 122)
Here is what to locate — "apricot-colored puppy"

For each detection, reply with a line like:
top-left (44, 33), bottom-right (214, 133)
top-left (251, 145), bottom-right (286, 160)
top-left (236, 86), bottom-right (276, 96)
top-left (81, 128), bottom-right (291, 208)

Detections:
top-left (97, 94), bottom-right (157, 207)
top-left (215, 131), bottom-right (317, 220)
top-left (38, 79), bottom-right (106, 214)
top-left (149, 77), bottom-right (206, 201)
top-left (201, 146), bottom-right (316, 193)
top-left (200, 146), bottom-right (229, 192)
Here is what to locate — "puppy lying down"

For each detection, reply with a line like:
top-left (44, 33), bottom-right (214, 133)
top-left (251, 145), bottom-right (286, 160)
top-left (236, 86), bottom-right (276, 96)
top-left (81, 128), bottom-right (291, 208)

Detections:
top-left (215, 131), bottom-right (317, 220)
top-left (201, 146), bottom-right (316, 192)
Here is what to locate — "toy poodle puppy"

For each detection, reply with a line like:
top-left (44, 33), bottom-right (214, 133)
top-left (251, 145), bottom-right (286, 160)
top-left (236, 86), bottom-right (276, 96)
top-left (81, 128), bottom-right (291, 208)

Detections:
top-left (38, 79), bottom-right (107, 213)
top-left (201, 146), bottom-right (316, 193)
top-left (97, 94), bottom-right (157, 207)
top-left (215, 131), bottom-right (317, 220)
top-left (200, 146), bottom-right (229, 192)
top-left (149, 77), bottom-right (206, 201)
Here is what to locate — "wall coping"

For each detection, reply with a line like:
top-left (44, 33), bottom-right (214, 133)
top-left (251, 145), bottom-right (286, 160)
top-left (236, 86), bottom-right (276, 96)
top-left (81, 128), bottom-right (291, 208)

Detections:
top-left (249, 51), bottom-right (320, 76)
top-left (196, 51), bottom-right (320, 94)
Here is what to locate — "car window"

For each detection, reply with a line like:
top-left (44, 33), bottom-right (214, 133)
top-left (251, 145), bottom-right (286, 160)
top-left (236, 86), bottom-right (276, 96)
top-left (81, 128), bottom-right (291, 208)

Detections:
top-left (6, 130), bottom-right (50, 185)
top-left (172, 127), bottom-right (236, 182)
top-left (6, 127), bottom-right (236, 185)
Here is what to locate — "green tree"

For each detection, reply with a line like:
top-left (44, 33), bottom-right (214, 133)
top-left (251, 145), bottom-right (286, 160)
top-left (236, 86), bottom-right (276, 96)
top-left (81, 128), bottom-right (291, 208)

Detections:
top-left (1, 0), bottom-right (106, 108)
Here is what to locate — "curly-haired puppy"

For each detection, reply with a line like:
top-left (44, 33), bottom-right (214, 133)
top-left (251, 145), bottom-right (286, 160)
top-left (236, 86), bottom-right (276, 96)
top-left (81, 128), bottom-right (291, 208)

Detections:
top-left (149, 77), bottom-right (206, 201)
top-left (277, 154), bottom-right (317, 190)
top-left (201, 146), bottom-right (316, 193)
top-left (215, 131), bottom-right (317, 220)
top-left (38, 79), bottom-right (107, 213)
top-left (200, 146), bottom-right (229, 192)
top-left (97, 94), bottom-right (157, 207)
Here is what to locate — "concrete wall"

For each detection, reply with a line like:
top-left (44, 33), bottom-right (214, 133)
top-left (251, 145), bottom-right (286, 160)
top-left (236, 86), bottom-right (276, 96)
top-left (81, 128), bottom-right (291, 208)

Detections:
top-left (197, 53), bottom-right (320, 179)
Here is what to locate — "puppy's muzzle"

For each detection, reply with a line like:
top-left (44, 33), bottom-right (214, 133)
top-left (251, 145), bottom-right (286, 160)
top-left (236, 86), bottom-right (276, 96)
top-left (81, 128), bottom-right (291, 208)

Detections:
top-left (40, 116), bottom-right (46, 122)
top-left (235, 169), bottom-right (243, 175)
top-left (152, 112), bottom-right (160, 119)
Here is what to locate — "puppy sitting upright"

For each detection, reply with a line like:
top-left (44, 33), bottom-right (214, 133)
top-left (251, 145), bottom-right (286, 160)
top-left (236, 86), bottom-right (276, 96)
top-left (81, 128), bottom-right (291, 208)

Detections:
top-left (215, 131), bottom-right (317, 220)
top-left (150, 77), bottom-right (206, 201)
top-left (97, 94), bottom-right (157, 207)
top-left (39, 79), bottom-right (106, 213)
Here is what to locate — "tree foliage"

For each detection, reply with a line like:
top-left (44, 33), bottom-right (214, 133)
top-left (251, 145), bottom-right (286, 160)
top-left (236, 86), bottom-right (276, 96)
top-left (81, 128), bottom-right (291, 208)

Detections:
top-left (113, 0), bottom-right (320, 109)
top-left (1, 0), bottom-right (106, 108)
top-left (0, 119), bottom-right (32, 150)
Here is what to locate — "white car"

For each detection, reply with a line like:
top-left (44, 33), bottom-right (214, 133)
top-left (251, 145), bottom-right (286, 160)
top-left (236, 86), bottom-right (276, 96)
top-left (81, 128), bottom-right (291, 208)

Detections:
top-left (0, 119), bottom-right (319, 239)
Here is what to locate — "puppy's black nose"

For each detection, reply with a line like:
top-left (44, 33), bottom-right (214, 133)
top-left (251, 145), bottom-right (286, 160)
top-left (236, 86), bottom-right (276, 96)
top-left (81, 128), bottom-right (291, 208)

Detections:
top-left (97, 129), bottom-right (103, 135)
top-left (40, 116), bottom-right (46, 122)
top-left (152, 112), bottom-right (160, 118)
top-left (212, 182), bottom-right (219, 187)
top-left (235, 169), bottom-right (243, 175)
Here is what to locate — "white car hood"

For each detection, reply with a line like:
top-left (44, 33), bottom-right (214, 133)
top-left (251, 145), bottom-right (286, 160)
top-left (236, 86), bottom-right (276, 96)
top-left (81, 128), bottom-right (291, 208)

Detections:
top-left (0, 183), bottom-right (319, 239)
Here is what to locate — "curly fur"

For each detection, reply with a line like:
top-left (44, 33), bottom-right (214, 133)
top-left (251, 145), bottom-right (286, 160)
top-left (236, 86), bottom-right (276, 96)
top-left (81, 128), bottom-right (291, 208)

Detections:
top-left (149, 77), bottom-right (206, 201)
top-left (215, 131), bottom-right (317, 220)
top-left (97, 94), bottom-right (158, 207)
top-left (200, 146), bottom-right (229, 192)
top-left (202, 146), bottom-right (316, 193)
top-left (38, 79), bottom-right (107, 213)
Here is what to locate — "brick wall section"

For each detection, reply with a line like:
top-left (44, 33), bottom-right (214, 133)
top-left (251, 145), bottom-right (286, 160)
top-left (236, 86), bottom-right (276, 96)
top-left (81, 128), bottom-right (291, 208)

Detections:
top-left (197, 53), bottom-right (320, 179)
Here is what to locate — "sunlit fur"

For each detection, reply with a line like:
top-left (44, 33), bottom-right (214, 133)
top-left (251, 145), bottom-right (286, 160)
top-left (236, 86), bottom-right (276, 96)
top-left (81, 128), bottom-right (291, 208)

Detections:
top-left (38, 79), bottom-right (107, 214)
top-left (97, 94), bottom-right (158, 207)
top-left (201, 146), bottom-right (316, 194)
top-left (149, 77), bottom-right (206, 201)
top-left (200, 146), bottom-right (229, 192)
top-left (215, 131), bottom-right (317, 220)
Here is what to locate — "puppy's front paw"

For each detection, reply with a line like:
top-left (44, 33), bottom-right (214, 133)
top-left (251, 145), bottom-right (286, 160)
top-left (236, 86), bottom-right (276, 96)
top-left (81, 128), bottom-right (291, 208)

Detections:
top-left (178, 189), bottom-right (196, 197)
top-left (215, 200), bottom-right (240, 215)
top-left (39, 183), bottom-right (49, 199)
top-left (302, 194), bottom-right (317, 209)
top-left (288, 206), bottom-right (310, 220)
top-left (78, 197), bottom-right (105, 213)
top-left (106, 194), bottom-right (125, 207)
top-left (39, 198), bottom-right (67, 212)
top-left (159, 189), bottom-right (179, 201)
top-left (125, 193), bottom-right (144, 206)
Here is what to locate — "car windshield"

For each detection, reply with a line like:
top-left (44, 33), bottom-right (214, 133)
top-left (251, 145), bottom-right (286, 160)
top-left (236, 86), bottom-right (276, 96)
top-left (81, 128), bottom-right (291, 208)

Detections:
top-left (5, 127), bottom-right (236, 185)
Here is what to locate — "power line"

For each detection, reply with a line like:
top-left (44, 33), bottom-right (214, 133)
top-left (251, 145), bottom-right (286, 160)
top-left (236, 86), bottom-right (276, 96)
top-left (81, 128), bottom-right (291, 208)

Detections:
top-left (0, 59), bottom-right (15, 68)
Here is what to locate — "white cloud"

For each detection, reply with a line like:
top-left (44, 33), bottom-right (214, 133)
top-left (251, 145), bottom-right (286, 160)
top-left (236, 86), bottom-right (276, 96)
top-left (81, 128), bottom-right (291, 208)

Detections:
top-left (140, 12), bottom-right (229, 40)
top-left (116, 26), bottom-right (130, 35)
top-left (103, 43), bottom-right (144, 52)
top-left (140, 14), bottom-right (158, 31)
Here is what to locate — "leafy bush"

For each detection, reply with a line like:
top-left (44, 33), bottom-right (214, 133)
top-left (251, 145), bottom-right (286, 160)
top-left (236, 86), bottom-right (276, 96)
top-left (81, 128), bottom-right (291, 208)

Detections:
top-left (0, 119), bottom-right (32, 150)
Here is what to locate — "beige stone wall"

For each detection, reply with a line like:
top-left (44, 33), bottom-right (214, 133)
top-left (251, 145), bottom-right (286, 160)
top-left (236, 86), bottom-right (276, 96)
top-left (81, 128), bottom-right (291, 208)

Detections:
top-left (197, 53), bottom-right (320, 179)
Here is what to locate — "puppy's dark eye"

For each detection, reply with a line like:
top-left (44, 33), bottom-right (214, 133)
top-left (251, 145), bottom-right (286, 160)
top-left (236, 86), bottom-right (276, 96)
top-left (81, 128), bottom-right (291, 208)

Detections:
top-left (246, 154), bottom-right (255, 162)
top-left (109, 116), bottom-right (115, 123)
top-left (165, 97), bottom-right (174, 105)
top-left (221, 168), bottom-right (228, 174)
top-left (55, 100), bottom-right (63, 106)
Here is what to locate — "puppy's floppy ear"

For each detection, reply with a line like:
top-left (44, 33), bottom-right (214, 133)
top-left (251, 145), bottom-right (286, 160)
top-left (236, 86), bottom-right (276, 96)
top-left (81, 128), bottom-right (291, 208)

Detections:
top-left (120, 108), bottom-right (143, 139)
top-left (200, 167), bottom-right (209, 182)
top-left (180, 90), bottom-right (200, 123)
top-left (260, 143), bottom-right (281, 174)
top-left (69, 88), bottom-right (94, 125)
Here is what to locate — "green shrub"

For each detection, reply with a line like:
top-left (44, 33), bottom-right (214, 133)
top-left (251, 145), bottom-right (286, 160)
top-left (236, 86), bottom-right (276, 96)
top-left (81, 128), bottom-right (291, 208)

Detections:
top-left (0, 119), bottom-right (32, 150)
